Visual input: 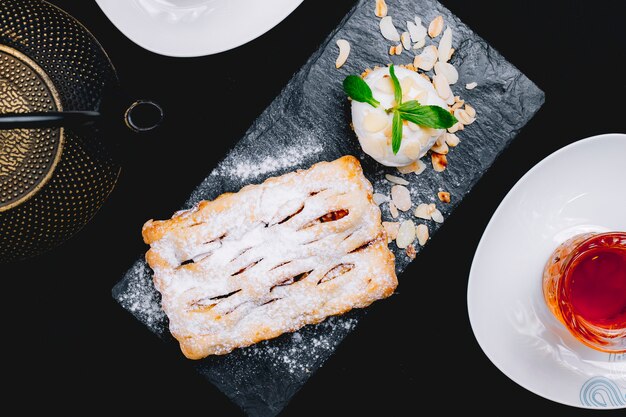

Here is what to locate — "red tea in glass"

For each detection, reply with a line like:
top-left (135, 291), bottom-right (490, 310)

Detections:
top-left (543, 232), bottom-right (626, 353)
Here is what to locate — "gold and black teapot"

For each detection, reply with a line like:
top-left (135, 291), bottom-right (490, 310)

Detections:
top-left (0, 0), bottom-right (162, 262)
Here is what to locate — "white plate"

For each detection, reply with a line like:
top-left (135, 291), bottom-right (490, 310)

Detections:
top-left (95, 0), bottom-right (304, 57)
top-left (468, 133), bottom-right (626, 409)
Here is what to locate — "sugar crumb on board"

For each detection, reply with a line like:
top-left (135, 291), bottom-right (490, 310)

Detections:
top-left (115, 261), bottom-right (166, 334)
top-left (240, 317), bottom-right (358, 375)
top-left (219, 143), bottom-right (325, 181)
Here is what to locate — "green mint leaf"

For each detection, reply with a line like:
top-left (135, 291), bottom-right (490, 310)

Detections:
top-left (396, 100), bottom-right (421, 112)
top-left (343, 75), bottom-right (380, 107)
top-left (398, 105), bottom-right (457, 129)
top-left (392, 110), bottom-right (403, 154)
top-left (388, 65), bottom-right (402, 105)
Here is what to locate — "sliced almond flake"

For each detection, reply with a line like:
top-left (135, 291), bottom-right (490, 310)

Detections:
top-left (437, 27), bottom-right (453, 62)
top-left (396, 220), bottom-right (416, 249)
top-left (401, 31), bottom-right (412, 50)
top-left (454, 108), bottom-right (476, 125)
top-left (433, 74), bottom-right (452, 100)
top-left (464, 104), bottom-right (476, 118)
top-left (413, 45), bottom-right (437, 71)
top-left (382, 221), bottom-right (399, 242)
top-left (407, 121), bottom-right (420, 132)
top-left (400, 76), bottom-right (417, 94)
top-left (391, 185), bottom-right (412, 211)
top-left (405, 244), bottom-right (417, 259)
top-left (389, 201), bottom-right (399, 218)
top-left (416, 224), bottom-right (429, 246)
top-left (389, 45), bottom-right (396, 55)
top-left (412, 38), bottom-right (426, 49)
top-left (431, 208), bottom-right (444, 223)
top-left (447, 122), bottom-right (462, 133)
top-left (413, 159), bottom-right (426, 175)
top-left (373, 193), bottom-right (389, 205)
top-left (376, 75), bottom-right (395, 94)
top-left (430, 139), bottom-right (449, 154)
top-left (375, 0), bottom-right (388, 17)
top-left (451, 100), bottom-right (464, 111)
top-left (414, 203), bottom-right (431, 220)
top-left (404, 63), bottom-right (418, 72)
top-left (401, 140), bottom-right (421, 160)
top-left (385, 174), bottom-right (410, 185)
top-left (438, 191), bottom-right (451, 203)
top-left (427, 203), bottom-right (437, 215)
top-left (447, 48), bottom-right (455, 61)
top-left (407, 20), bottom-right (427, 43)
top-left (434, 61), bottom-right (458, 85)
top-left (397, 161), bottom-right (419, 174)
top-left (394, 43), bottom-right (403, 55)
top-left (380, 16), bottom-right (401, 42)
top-left (428, 15), bottom-right (444, 38)
top-left (444, 133), bottom-right (460, 147)
top-left (465, 82), bottom-right (478, 90)
top-left (363, 110), bottom-right (389, 132)
top-left (432, 153), bottom-right (447, 172)
top-left (335, 39), bottom-right (350, 69)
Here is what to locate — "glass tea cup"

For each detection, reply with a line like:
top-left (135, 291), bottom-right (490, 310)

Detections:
top-left (543, 232), bottom-right (626, 353)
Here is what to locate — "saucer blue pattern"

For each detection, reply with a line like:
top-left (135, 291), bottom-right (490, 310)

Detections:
top-left (580, 377), bottom-right (626, 408)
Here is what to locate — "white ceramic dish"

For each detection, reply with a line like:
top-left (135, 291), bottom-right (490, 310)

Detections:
top-left (468, 133), bottom-right (626, 409)
top-left (95, 0), bottom-right (304, 57)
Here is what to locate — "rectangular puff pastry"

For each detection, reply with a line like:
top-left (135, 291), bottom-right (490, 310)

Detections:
top-left (143, 155), bottom-right (397, 359)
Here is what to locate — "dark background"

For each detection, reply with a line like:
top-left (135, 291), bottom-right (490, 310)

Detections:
top-left (4, 0), bottom-right (625, 414)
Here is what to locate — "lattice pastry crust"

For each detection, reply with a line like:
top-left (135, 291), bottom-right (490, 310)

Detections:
top-left (143, 156), bottom-right (397, 359)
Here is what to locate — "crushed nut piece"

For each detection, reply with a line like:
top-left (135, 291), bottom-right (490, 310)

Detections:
top-left (438, 191), bottom-right (451, 203)
top-left (382, 221), bottom-right (399, 242)
top-left (405, 244), bottom-right (417, 259)
top-left (431, 153), bottom-right (448, 172)
top-left (465, 82), bottom-right (478, 90)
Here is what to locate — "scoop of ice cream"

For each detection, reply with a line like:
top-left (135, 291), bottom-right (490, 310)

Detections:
top-left (351, 66), bottom-right (448, 167)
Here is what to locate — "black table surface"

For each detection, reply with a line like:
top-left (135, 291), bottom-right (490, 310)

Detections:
top-left (5, 0), bottom-right (624, 414)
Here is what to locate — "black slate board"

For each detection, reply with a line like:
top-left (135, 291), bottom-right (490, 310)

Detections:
top-left (112, 0), bottom-right (544, 415)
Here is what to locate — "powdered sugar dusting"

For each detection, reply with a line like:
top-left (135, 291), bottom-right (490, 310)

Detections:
top-left (240, 316), bottom-right (358, 375)
top-left (114, 261), bottom-right (166, 334)
top-left (223, 144), bottom-right (324, 181)
top-left (143, 156), bottom-right (396, 358)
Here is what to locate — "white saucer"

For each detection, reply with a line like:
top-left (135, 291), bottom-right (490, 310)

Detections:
top-left (95, 0), bottom-right (304, 57)
top-left (468, 133), bottom-right (626, 409)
